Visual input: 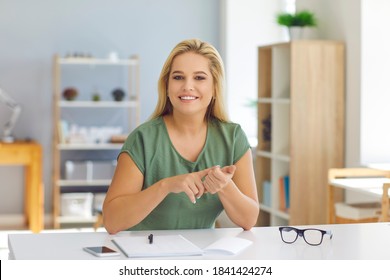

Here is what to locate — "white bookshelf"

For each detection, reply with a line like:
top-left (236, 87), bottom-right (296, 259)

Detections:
top-left (52, 55), bottom-right (140, 228)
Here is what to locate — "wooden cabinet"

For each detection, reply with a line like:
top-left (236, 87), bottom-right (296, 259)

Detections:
top-left (52, 55), bottom-right (140, 228)
top-left (0, 142), bottom-right (43, 232)
top-left (256, 41), bottom-right (345, 226)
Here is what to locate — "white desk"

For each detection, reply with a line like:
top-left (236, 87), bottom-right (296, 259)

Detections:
top-left (8, 223), bottom-right (390, 260)
top-left (329, 178), bottom-right (390, 222)
top-left (330, 178), bottom-right (390, 197)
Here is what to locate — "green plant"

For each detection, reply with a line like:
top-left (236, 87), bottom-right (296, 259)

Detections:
top-left (276, 10), bottom-right (317, 27)
top-left (92, 93), bottom-right (100, 101)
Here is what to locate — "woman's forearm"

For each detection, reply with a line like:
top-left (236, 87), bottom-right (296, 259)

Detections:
top-left (103, 180), bottom-right (169, 234)
top-left (218, 181), bottom-right (259, 230)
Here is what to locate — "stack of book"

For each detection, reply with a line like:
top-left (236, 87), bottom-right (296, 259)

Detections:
top-left (279, 175), bottom-right (290, 212)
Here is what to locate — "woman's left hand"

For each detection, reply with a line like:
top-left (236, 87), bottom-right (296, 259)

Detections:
top-left (203, 165), bottom-right (236, 194)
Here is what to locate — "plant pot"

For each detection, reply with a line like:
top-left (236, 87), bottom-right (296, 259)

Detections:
top-left (288, 27), bottom-right (303, 40)
top-left (112, 88), bottom-right (125, 101)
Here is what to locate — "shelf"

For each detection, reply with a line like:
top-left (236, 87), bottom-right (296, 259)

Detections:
top-left (58, 179), bottom-right (112, 187)
top-left (58, 57), bottom-right (138, 66)
top-left (57, 143), bottom-right (123, 150)
top-left (52, 54), bottom-right (140, 229)
top-left (256, 150), bottom-right (290, 162)
top-left (259, 204), bottom-right (290, 220)
top-left (257, 97), bottom-right (290, 104)
top-left (59, 100), bottom-right (138, 108)
top-left (57, 215), bottom-right (98, 224)
top-left (256, 150), bottom-right (272, 158)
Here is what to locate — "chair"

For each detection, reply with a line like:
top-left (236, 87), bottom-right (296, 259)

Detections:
top-left (381, 183), bottom-right (390, 222)
top-left (93, 209), bottom-right (103, 231)
top-left (327, 168), bottom-right (390, 224)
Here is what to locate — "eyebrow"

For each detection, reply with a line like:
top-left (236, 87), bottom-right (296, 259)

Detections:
top-left (171, 70), bottom-right (208, 76)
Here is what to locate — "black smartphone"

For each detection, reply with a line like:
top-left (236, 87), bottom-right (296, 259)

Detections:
top-left (83, 246), bottom-right (120, 257)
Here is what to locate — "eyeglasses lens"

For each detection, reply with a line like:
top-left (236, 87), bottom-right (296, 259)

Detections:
top-left (303, 229), bottom-right (323, 245)
top-left (281, 228), bottom-right (298, 243)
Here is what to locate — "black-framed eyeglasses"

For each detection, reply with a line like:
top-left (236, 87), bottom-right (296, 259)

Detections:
top-left (279, 226), bottom-right (333, 246)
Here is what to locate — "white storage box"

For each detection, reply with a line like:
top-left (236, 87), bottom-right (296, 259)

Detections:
top-left (65, 160), bottom-right (115, 180)
top-left (335, 202), bottom-right (381, 222)
top-left (93, 193), bottom-right (106, 213)
top-left (65, 161), bottom-right (92, 180)
top-left (61, 193), bottom-right (93, 217)
top-left (92, 161), bottom-right (116, 180)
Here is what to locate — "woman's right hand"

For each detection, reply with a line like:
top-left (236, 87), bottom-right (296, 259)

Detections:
top-left (161, 168), bottom-right (212, 203)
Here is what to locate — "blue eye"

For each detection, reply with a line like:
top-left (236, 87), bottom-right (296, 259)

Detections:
top-left (173, 76), bottom-right (183, 80)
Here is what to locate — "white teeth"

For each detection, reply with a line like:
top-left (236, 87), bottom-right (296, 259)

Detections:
top-left (180, 96), bottom-right (196, 100)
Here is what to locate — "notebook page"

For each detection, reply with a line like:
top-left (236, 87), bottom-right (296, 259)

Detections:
top-left (203, 237), bottom-right (253, 255)
top-left (112, 234), bottom-right (203, 258)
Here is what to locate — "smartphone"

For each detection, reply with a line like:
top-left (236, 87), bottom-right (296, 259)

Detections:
top-left (83, 246), bottom-right (120, 257)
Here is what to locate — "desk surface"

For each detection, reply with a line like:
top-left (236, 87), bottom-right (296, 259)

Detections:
top-left (8, 223), bottom-right (390, 260)
top-left (330, 177), bottom-right (390, 197)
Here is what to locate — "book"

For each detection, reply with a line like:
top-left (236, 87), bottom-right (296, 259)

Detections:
top-left (262, 180), bottom-right (271, 207)
top-left (58, 120), bottom-right (69, 143)
top-left (278, 175), bottom-right (290, 211)
top-left (279, 177), bottom-right (286, 211)
top-left (112, 234), bottom-right (252, 258)
top-left (284, 175), bottom-right (290, 209)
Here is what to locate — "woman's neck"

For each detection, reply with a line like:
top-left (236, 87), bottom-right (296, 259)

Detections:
top-left (164, 113), bottom-right (207, 135)
top-left (163, 113), bottom-right (208, 162)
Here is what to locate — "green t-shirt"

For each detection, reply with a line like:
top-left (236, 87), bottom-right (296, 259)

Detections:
top-left (119, 116), bottom-right (250, 230)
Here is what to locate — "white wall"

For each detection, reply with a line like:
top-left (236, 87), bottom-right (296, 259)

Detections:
top-left (360, 0), bottom-right (390, 164)
top-left (222, 0), bottom-right (286, 142)
top-left (298, 0), bottom-right (390, 165)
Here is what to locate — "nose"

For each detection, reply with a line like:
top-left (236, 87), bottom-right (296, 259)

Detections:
top-left (183, 81), bottom-right (194, 92)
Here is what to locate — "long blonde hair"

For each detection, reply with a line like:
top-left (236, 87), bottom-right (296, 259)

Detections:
top-left (150, 38), bottom-right (229, 122)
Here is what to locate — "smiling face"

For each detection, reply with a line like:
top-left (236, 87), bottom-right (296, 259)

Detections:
top-left (167, 52), bottom-right (214, 118)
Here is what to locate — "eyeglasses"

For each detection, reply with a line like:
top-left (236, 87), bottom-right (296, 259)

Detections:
top-left (279, 226), bottom-right (333, 246)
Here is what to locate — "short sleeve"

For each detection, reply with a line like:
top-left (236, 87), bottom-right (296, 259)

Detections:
top-left (119, 129), bottom-right (146, 174)
top-left (233, 124), bottom-right (251, 164)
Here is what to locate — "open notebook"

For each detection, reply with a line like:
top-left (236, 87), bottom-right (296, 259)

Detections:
top-left (112, 234), bottom-right (252, 258)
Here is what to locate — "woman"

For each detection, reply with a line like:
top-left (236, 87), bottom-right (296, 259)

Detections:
top-left (103, 39), bottom-right (259, 234)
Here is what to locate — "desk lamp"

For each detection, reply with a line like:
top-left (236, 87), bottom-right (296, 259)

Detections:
top-left (0, 87), bottom-right (21, 143)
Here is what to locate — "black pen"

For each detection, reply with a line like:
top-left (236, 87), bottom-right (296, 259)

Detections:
top-left (148, 234), bottom-right (153, 244)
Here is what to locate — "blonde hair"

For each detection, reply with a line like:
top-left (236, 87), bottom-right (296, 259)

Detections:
top-left (150, 38), bottom-right (229, 122)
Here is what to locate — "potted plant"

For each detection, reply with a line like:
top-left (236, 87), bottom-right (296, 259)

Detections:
top-left (111, 88), bottom-right (125, 101)
top-left (62, 87), bottom-right (78, 101)
top-left (276, 10), bottom-right (317, 40)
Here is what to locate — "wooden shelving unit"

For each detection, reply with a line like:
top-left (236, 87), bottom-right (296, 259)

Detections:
top-left (52, 55), bottom-right (140, 228)
top-left (256, 41), bottom-right (345, 226)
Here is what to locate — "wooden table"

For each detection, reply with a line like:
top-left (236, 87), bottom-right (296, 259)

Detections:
top-left (0, 141), bottom-right (44, 232)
